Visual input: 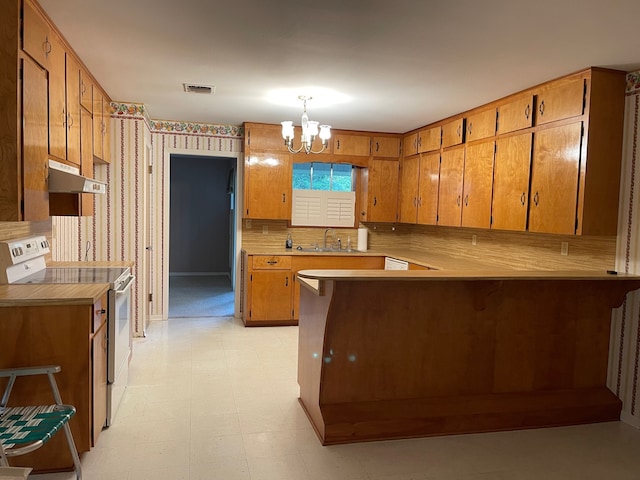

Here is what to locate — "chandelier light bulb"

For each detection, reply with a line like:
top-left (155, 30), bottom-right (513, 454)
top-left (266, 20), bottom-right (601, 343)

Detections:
top-left (280, 95), bottom-right (331, 154)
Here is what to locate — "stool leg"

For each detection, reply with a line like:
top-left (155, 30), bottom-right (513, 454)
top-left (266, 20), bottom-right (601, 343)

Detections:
top-left (62, 422), bottom-right (82, 480)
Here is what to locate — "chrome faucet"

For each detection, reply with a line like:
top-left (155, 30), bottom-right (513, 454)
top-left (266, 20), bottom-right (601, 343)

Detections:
top-left (323, 228), bottom-right (337, 249)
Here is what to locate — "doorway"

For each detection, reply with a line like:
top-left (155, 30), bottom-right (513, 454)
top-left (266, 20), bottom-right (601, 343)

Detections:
top-left (168, 154), bottom-right (236, 317)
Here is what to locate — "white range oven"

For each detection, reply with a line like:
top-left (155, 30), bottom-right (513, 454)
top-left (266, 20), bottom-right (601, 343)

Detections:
top-left (0, 235), bottom-right (134, 427)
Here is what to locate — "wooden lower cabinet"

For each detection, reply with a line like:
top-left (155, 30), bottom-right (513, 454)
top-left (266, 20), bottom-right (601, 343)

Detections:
top-left (0, 294), bottom-right (108, 472)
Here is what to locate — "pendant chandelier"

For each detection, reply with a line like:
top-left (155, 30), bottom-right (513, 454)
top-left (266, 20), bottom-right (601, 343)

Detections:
top-left (281, 96), bottom-right (331, 154)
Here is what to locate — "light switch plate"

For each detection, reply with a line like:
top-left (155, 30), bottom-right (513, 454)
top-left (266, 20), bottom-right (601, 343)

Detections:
top-left (561, 242), bottom-right (569, 256)
top-left (262, 225), bottom-right (268, 234)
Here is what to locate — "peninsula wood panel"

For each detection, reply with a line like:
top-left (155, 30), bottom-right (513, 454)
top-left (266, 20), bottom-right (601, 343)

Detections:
top-left (297, 275), bottom-right (640, 444)
top-left (492, 133), bottom-right (532, 231)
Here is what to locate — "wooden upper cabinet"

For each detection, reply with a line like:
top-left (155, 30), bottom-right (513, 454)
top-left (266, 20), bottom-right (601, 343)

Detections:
top-left (367, 159), bottom-right (399, 222)
top-left (535, 79), bottom-right (585, 125)
top-left (437, 147), bottom-right (465, 227)
top-left (80, 69), bottom-right (93, 112)
top-left (244, 151), bottom-right (291, 219)
top-left (465, 109), bottom-right (496, 142)
top-left (48, 32), bottom-right (66, 160)
top-left (492, 133), bottom-right (532, 231)
top-left (93, 88), bottom-right (111, 163)
top-left (246, 123), bottom-right (290, 152)
top-left (403, 133), bottom-right (418, 157)
top-left (529, 122), bottom-right (582, 235)
top-left (461, 141), bottom-right (495, 229)
top-left (22, 0), bottom-right (51, 69)
top-left (497, 95), bottom-right (534, 134)
top-left (371, 136), bottom-right (400, 158)
top-left (80, 108), bottom-right (94, 216)
top-left (333, 134), bottom-right (370, 156)
top-left (417, 152), bottom-right (440, 225)
top-left (21, 56), bottom-right (50, 221)
top-left (398, 155), bottom-right (419, 223)
top-left (442, 118), bottom-right (465, 148)
top-left (418, 126), bottom-right (441, 153)
top-left (65, 53), bottom-right (81, 166)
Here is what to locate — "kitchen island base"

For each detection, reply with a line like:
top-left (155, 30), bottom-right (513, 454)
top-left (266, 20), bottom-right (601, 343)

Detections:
top-left (296, 272), bottom-right (640, 445)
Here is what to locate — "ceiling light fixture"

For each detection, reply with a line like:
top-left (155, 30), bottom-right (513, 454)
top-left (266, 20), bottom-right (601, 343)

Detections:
top-left (281, 96), bottom-right (331, 155)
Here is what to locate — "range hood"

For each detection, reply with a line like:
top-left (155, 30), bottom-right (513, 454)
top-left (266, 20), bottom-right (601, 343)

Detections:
top-left (48, 159), bottom-right (106, 194)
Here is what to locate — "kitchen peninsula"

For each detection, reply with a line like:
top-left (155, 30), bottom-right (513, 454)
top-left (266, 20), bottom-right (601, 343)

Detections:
top-left (296, 268), bottom-right (640, 445)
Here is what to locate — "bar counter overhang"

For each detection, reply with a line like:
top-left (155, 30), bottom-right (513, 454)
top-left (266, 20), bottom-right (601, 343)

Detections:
top-left (295, 269), bottom-right (640, 445)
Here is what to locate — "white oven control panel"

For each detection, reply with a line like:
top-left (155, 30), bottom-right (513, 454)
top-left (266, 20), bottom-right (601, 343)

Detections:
top-left (0, 235), bottom-right (50, 267)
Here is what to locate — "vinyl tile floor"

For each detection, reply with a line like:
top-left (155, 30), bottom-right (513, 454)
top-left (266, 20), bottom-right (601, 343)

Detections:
top-left (33, 316), bottom-right (640, 480)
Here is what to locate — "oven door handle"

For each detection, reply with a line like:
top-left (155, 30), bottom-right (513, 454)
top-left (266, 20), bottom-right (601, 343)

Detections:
top-left (115, 275), bottom-right (135, 293)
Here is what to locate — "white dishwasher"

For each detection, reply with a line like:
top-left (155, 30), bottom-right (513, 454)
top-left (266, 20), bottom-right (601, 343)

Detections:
top-left (384, 257), bottom-right (409, 270)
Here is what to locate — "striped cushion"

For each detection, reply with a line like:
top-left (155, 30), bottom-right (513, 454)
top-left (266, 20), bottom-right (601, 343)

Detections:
top-left (0, 405), bottom-right (75, 449)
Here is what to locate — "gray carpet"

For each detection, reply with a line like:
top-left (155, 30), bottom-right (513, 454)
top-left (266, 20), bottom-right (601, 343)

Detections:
top-left (168, 275), bottom-right (234, 318)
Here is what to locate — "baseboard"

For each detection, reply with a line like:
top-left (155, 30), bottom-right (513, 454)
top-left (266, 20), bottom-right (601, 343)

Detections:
top-left (149, 314), bottom-right (165, 322)
top-left (621, 410), bottom-right (640, 428)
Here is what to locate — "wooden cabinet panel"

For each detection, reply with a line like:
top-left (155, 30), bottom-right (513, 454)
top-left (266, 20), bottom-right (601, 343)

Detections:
top-left (92, 88), bottom-right (104, 161)
top-left (246, 123), bottom-right (290, 152)
top-left (372, 136), bottom-right (400, 158)
top-left (437, 148), bottom-right (465, 227)
top-left (65, 54), bottom-right (81, 166)
top-left (461, 141), bottom-right (495, 229)
top-left (80, 108), bottom-right (94, 216)
top-left (80, 69), bottom-right (93, 112)
top-left (22, 0), bottom-right (50, 68)
top-left (417, 152), bottom-right (440, 225)
top-left (536, 79), bottom-right (585, 125)
top-left (442, 118), bottom-right (465, 148)
top-left (492, 133), bottom-right (532, 231)
top-left (21, 57), bottom-right (49, 221)
top-left (403, 133), bottom-right (418, 157)
top-left (408, 262), bottom-right (430, 270)
top-left (248, 271), bottom-right (292, 321)
top-left (244, 151), bottom-right (291, 219)
top-left (91, 321), bottom-right (107, 446)
top-left (333, 134), bottom-right (370, 156)
top-left (418, 126), bottom-right (441, 153)
top-left (465, 109), bottom-right (496, 142)
top-left (529, 123), bottom-right (582, 235)
top-left (398, 155), bottom-right (419, 223)
top-left (368, 159), bottom-right (398, 222)
top-left (497, 95), bottom-right (534, 134)
top-left (47, 32), bottom-right (66, 160)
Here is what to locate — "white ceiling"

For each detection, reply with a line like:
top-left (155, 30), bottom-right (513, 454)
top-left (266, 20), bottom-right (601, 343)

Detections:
top-left (40, 0), bottom-right (640, 134)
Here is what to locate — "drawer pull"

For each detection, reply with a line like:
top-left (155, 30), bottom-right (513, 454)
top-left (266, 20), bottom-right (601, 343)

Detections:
top-left (266, 260), bottom-right (278, 265)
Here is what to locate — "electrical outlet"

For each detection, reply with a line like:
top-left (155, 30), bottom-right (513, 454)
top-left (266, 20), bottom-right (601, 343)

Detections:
top-left (471, 234), bottom-right (477, 246)
top-left (262, 225), bottom-right (268, 234)
top-left (246, 219), bottom-right (252, 229)
top-left (561, 242), bottom-right (569, 256)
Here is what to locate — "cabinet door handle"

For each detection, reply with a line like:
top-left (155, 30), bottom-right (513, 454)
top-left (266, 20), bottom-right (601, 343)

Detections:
top-left (418, 197), bottom-right (422, 207)
top-left (413, 197), bottom-right (417, 207)
top-left (533, 191), bottom-right (539, 206)
top-left (457, 125), bottom-right (462, 137)
top-left (539, 100), bottom-right (545, 116)
top-left (416, 137), bottom-right (421, 149)
top-left (525, 104), bottom-right (531, 119)
top-left (520, 192), bottom-right (526, 206)
top-left (337, 139), bottom-right (341, 150)
top-left (43, 37), bottom-right (52, 57)
top-left (375, 142), bottom-right (380, 152)
top-left (61, 110), bottom-right (67, 126)
top-left (373, 196), bottom-right (377, 206)
top-left (67, 114), bottom-right (74, 128)
top-left (282, 193), bottom-right (286, 203)
top-left (456, 195), bottom-right (461, 207)
top-left (464, 194), bottom-right (469, 206)
top-left (285, 276), bottom-right (289, 287)
top-left (468, 122), bottom-right (472, 136)
top-left (81, 81), bottom-right (87, 96)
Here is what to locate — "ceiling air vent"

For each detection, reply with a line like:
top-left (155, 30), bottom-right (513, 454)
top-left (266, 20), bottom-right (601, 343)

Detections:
top-left (183, 83), bottom-right (215, 94)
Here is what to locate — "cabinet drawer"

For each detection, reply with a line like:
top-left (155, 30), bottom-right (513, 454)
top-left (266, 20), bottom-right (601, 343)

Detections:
top-left (252, 255), bottom-right (291, 269)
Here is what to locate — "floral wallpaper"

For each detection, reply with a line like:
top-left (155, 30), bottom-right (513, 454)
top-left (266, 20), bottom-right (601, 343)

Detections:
top-left (626, 70), bottom-right (640, 96)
